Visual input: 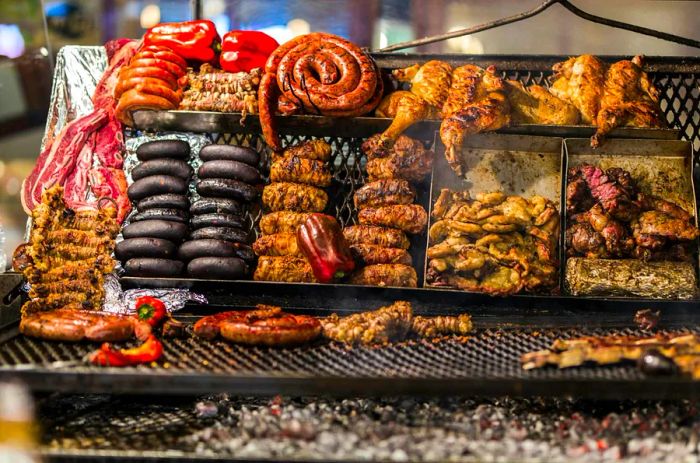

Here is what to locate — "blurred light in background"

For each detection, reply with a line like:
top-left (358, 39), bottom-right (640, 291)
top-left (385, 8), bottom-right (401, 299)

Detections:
top-left (287, 18), bottom-right (310, 36)
top-left (0, 25), bottom-right (25, 59)
top-left (446, 26), bottom-right (484, 54)
top-left (140, 4), bottom-right (161, 29)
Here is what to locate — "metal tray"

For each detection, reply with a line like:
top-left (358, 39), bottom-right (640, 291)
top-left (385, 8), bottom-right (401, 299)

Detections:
top-left (563, 138), bottom-right (699, 298)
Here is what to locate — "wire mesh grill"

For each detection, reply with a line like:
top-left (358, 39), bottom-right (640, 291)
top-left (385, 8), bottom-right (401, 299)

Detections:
top-left (2, 326), bottom-right (693, 382)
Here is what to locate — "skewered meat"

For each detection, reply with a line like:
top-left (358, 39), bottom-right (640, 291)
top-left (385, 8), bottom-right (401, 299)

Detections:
top-left (179, 64), bottom-right (260, 114)
top-left (259, 211), bottom-right (310, 235)
top-left (440, 65), bottom-right (510, 176)
top-left (350, 244), bottom-right (412, 266)
top-left (258, 32), bottom-right (383, 151)
top-left (254, 256), bottom-right (317, 283)
top-left (550, 54), bottom-right (606, 124)
top-left (262, 182), bottom-right (328, 212)
top-left (353, 179), bottom-right (416, 209)
top-left (320, 301), bottom-right (413, 345)
top-left (363, 134), bottom-right (434, 183)
top-left (269, 156), bottom-right (331, 187)
top-left (194, 305), bottom-right (321, 346)
top-left (411, 314), bottom-right (472, 338)
top-left (358, 204), bottom-right (428, 234)
top-left (343, 225), bottom-right (410, 250)
top-left (349, 264), bottom-right (418, 287)
top-left (20, 308), bottom-right (143, 342)
top-left (505, 81), bottom-right (580, 125)
top-left (21, 185), bottom-right (118, 316)
top-left (253, 233), bottom-right (302, 257)
top-left (592, 56), bottom-right (665, 148)
top-left (522, 332), bottom-right (700, 379)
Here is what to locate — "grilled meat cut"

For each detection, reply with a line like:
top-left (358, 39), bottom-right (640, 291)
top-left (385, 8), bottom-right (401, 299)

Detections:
top-left (353, 179), bottom-right (416, 209)
top-left (259, 211), bottom-right (310, 235)
top-left (253, 233), bottom-right (302, 256)
top-left (20, 308), bottom-right (144, 342)
top-left (362, 134), bottom-right (433, 183)
top-left (21, 185), bottom-right (119, 316)
top-left (439, 65), bottom-right (510, 176)
top-left (179, 64), bottom-right (261, 114)
top-left (254, 256), bottom-right (317, 283)
top-left (505, 80), bottom-right (580, 125)
top-left (411, 314), bottom-right (473, 338)
top-left (194, 305), bottom-right (321, 346)
top-left (262, 182), bottom-right (328, 212)
top-left (275, 140), bottom-right (332, 162)
top-left (349, 264), bottom-right (418, 287)
top-left (343, 225), bottom-right (410, 250)
top-left (321, 301), bottom-right (413, 345)
top-left (394, 60), bottom-right (453, 110)
top-left (358, 204), bottom-right (428, 235)
top-left (350, 244), bottom-right (412, 266)
top-left (592, 56), bottom-right (665, 148)
top-left (269, 155), bottom-right (331, 187)
top-left (549, 54), bottom-right (606, 124)
top-left (633, 211), bottom-right (700, 241)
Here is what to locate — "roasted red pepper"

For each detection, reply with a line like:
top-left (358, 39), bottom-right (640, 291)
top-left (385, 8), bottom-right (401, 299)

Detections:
top-left (89, 335), bottom-right (163, 367)
top-left (144, 20), bottom-right (221, 63)
top-left (136, 296), bottom-right (167, 327)
top-left (220, 30), bottom-right (279, 73)
top-left (297, 214), bottom-right (355, 283)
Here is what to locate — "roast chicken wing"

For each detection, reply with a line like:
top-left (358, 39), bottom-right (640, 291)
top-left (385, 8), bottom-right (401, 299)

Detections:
top-left (505, 81), bottom-right (580, 125)
top-left (549, 54), bottom-right (606, 124)
top-left (591, 56), bottom-right (665, 148)
top-left (439, 65), bottom-right (510, 176)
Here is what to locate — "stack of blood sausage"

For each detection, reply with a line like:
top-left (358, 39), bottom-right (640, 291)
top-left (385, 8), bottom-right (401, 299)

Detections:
top-left (118, 140), bottom-right (192, 277)
top-left (178, 144), bottom-right (260, 279)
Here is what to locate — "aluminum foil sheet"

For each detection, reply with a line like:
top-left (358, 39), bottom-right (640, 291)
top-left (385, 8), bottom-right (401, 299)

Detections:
top-left (102, 274), bottom-right (207, 315)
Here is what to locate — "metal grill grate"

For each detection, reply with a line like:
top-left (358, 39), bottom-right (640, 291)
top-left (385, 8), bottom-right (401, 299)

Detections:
top-left (4, 326), bottom-right (699, 397)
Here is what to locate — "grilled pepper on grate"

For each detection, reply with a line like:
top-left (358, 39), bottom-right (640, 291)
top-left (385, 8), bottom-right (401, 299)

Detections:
top-left (89, 334), bottom-right (163, 367)
top-left (144, 20), bottom-right (221, 63)
top-left (297, 214), bottom-right (355, 283)
top-left (220, 30), bottom-right (279, 73)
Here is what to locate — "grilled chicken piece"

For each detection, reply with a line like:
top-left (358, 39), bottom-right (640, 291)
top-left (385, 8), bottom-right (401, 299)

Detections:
top-left (269, 155), bottom-right (331, 187)
top-left (358, 204), bottom-right (428, 235)
top-left (20, 308), bottom-right (142, 342)
top-left (362, 134), bottom-right (434, 183)
top-left (440, 65), bottom-right (510, 176)
top-left (350, 244), bottom-right (412, 266)
top-left (343, 225), bottom-right (410, 249)
top-left (262, 182), bottom-right (328, 212)
top-left (353, 179), bottom-right (416, 209)
top-left (592, 56), bottom-right (665, 148)
top-left (505, 81), bottom-right (580, 125)
top-left (394, 60), bottom-right (453, 109)
top-left (550, 54), bottom-right (606, 124)
top-left (253, 255), bottom-right (317, 283)
top-left (320, 301), bottom-right (413, 345)
top-left (276, 139), bottom-right (332, 162)
top-left (252, 233), bottom-right (302, 257)
top-left (374, 91), bottom-right (435, 152)
top-left (411, 314), bottom-right (472, 338)
top-left (259, 211), bottom-right (310, 235)
top-left (349, 264), bottom-right (418, 287)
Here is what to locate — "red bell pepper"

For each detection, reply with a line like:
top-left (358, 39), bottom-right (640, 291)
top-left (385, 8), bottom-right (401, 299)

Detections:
top-left (144, 20), bottom-right (221, 63)
top-left (297, 214), bottom-right (355, 283)
top-left (136, 296), bottom-right (167, 327)
top-left (220, 30), bottom-right (279, 73)
top-left (89, 335), bottom-right (163, 367)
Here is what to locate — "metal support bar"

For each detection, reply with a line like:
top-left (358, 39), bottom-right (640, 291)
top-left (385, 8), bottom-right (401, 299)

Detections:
top-left (190, 0), bottom-right (202, 20)
top-left (377, 0), bottom-right (700, 52)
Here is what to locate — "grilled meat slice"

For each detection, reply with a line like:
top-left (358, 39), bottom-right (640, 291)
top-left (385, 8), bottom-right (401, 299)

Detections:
top-left (350, 244), bottom-right (412, 266)
top-left (349, 264), bottom-right (418, 287)
top-left (566, 220), bottom-right (608, 258)
top-left (363, 135), bottom-right (434, 183)
top-left (358, 204), bottom-right (428, 234)
top-left (633, 210), bottom-right (700, 241)
top-left (252, 233), bottom-right (302, 257)
top-left (320, 301), bottom-right (413, 345)
top-left (20, 308), bottom-right (138, 342)
top-left (259, 211), bottom-right (310, 235)
top-left (262, 182), bottom-right (328, 212)
top-left (343, 225), bottom-right (410, 250)
top-left (254, 256), bottom-right (317, 283)
top-left (269, 155), bottom-right (331, 187)
top-left (353, 179), bottom-right (416, 209)
top-left (411, 314), bottom-right (472, 338)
